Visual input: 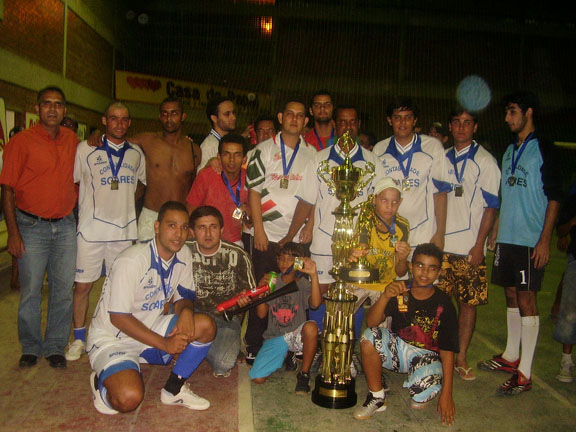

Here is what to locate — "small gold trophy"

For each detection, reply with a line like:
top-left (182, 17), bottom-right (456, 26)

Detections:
top-left (311, 131), bottom-right (378, 409)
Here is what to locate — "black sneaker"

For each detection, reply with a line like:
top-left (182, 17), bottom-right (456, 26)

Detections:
top-left (295, 371), bottom-right (311, 394)
top-left (245, 352), bottom-right (256, 366)
top-left (284, 351), bottom-right (298, 371)
top-left (310, 348), bottom-right (322, 374)
top-left (47, 354), bottom-right (67, 369)
top-left (497, 370), bottom-right (532, 396)
top-left (353, 392), bottom-right (387, 420)
top-left (19, 354), bottom-right (38, 368)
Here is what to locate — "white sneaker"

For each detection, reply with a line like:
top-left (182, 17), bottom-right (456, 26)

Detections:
top-left (556, 362), bottom-right (574, 383)
top-left (90, 372), bottom-right (119, 415)
top-left (65, 339), bottom-right (86, 361)
top-left (161, 383), bottom-right (210, 410)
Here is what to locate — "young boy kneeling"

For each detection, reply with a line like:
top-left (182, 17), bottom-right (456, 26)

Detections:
top-left (249, 243), bottom-right (322, 394)
top-left (354, 243), bottom-right (458, 425)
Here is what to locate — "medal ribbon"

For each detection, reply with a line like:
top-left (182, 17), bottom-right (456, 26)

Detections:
top-left (221, 172), bottom-right (242, 207)
top-left (510, 132), bottom-right (534, 176)
top-left (158, 255), bottom-right (177, 299)
top-left (103, 136), bottom-right (127, 181)
top-left (391, 134), bottom-right (419, 180)
top-left (280, 134), bottom-right (300, 179)
top-left (451, 142), bottom-right (476, 184)
top-left (313, 127), bottom-right (334, 150)
top-left (375, 212), bottom-right (396, 237)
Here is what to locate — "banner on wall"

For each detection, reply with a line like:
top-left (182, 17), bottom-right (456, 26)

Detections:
top-left (115, 70), bottom-right (270, 113)
top-left (25, 112), bottom-right (39, 129)
top-left (0, 97), bottom-right (7, 149)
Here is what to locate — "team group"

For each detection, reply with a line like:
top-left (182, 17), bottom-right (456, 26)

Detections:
top-left (0, 86), bottom-right (564, 425)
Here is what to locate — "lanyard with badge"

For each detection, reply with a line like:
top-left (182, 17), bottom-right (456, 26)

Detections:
top-left (507, 132), bottom-right (534, 187)
top-left (158, 254), bottom-right (177, 299)
top-left (450, 142), bottom-right (476, 197)
top-left (222, 171), bottom-right (244, 220)
top-left (375, 211), bottom-right (398, 247)
top-left (103, 136), bottom-right (127, 191)
top-left (279, 134), bottom-right (300, 189)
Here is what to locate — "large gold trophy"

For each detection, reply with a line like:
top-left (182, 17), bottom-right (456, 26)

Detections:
top-left (311, 131), bottom-right (377, 409)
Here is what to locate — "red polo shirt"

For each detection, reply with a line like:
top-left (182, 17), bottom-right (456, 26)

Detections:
top-left (0, 123), bottom-right (78, 218)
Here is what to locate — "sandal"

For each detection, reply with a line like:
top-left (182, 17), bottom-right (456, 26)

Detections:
top-left (454, 366), bottom-right (476, 381)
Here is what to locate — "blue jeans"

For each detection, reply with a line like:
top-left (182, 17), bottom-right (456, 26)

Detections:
top-left (17, 211), bottom-right (77, 357)
top-left (206, 314), bottom-right (241, 374)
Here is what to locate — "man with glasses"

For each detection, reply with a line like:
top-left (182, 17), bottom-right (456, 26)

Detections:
top-left (304, 90), bottom-right (335, 151)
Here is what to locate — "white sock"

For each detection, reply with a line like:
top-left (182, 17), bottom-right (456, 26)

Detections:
top-left (561, 353), bottom-right (573, 365)
top-left (518, 315), bottom-right (540, 379)
top-left (371, 389), bottom-right (385, 399)
top-left (502, 308), bottom-right (521, 362)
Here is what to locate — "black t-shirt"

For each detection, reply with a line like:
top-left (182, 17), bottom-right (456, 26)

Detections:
top-left (385, 287), bottom-right (459, 353)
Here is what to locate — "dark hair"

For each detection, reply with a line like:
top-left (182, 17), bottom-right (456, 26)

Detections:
top-left (310, 89), bottom-right (332, 105)
top-left (218, 133), bottom-right (249, 156)
top-left (502, 91), bottom-right (539, 117)
top-left (386, 97), bottom-right (418, 118)
top-left (333, 104), bottom-right (358, 121)
top-left (254, 114), bottom-right (278, 132)
top-left (429, 121), bottom-right (449, 136)
top-left (157, 201), bottom-right (188, 222)
top-left (9, 126), bottom-right (24, 138)
top-left (190, 205), bottom-right (224, 229)
top-left (160, 97), bottom-right (183, 112)
top-left (360, 131), bottom-right (377, 148)
top-left (276, 242), bottom-right (310, 258)
top-left (449, 107), bottom-right (478, 124)
top-left (412, 243), bottom-right (443, 264)
top-left (206, 96), bottom-right (233, 124)
top-left (279, 98), bottom-right (307, 115)
top-left (37, 86), bottom-right (66, 105)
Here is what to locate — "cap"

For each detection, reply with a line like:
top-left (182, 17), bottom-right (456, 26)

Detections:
top-left (373, 177), bottom-right (402, 197)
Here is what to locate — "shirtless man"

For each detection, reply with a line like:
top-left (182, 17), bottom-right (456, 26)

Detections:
top-left (90, 97), bottom-right (201, 241)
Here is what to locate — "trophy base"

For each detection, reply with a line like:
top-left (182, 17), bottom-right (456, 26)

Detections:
top-left (340, 265), bottom-right (380, 283)
top-left (311, 375), bottom-right (357, 409)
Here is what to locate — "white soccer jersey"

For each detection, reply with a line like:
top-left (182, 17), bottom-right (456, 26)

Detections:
top-left (246, 133), bottom-right (315, 242)
top-left (198, 130), bottom-right (221, 171)
top-left (87, 239), bottom-right (195, 344)
top-left (299, 142), bottom-right (384, 256)
top-left (373, 134), bottom-right (451, 248)
top-left (444, 142), bottom-right (501, 255)
top-left (74, 139), bottom-right (146, 242)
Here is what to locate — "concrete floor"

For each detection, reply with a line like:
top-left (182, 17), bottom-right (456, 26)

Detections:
top-left (0, 249), bottom-right (575, 431)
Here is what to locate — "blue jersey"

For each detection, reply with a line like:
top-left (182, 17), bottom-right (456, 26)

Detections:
top-left (498, 134), bottom-right (561, 247)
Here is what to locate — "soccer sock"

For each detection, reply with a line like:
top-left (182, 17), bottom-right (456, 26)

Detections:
top-left (163, 340), bottom-right (212, 395)
top-left (518, 315), bottom-right (540, 379)
top-left (74, 327), bottom-right (87, 342)
top-left (561, 353), bottom-right (573, 365)
top-left (370, 389), bottom-right (385, 399)
top-left (502, 308), bottom-right (521, 362)
top-left (97, 374), bottom-right (115, 410)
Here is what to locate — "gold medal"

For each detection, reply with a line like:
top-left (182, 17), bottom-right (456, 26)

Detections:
top-left (280, 177), bottom-right (289, 189)
top-left (232, 207), bottom-right (243, 220)
top-left (507, 176), bottom-right (516, 186)
top-left (389, 235), bottom-right (398, 247)
top-left (455, 185), bottom-right (463, 197)
top-left (402, 178), bottom-right (410, 191)
top-left (110, 178), bottom-right (119, 190)
top-left (397, 293), bottom-right (409, 312)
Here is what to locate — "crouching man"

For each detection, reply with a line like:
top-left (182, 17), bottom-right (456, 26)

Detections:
top-left (87, 201), bottom-right (216, 414)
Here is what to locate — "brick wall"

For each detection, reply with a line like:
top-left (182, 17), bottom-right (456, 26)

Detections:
top-left (0, 0), bottom-right (64, 74)
top-left (66, 10), bottom-right (114, 97)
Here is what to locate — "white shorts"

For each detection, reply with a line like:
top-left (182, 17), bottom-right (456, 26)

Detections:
top-left (88, 314), bottom-right (176, 376)
top-left (75, 236), bottom-right (132, 283)
top-left (311, 253), bottom-right (335, 284)
top-left (138, 207), bottom-right (158, 242)
top-left (353, 287), bottom-right (383, 312)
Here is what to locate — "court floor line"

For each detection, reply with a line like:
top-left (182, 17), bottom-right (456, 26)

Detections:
top-left (238, 362), bottom-right (255, 432)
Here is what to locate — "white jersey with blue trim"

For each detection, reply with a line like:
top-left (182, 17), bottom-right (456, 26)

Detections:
top-left (444, 141), bottom-right (501, 256)
top-left (373, 133), bottom-right (451, 247)
top-left (74, 139), bottom-right (146, 242)
top-left (299, 142), bottom-right (384, 256)
top-left (87, 239), bottom-right (195, 344)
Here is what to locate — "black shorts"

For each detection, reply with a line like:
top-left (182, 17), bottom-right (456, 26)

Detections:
top-left (491, 243), bottom-right (545, 292)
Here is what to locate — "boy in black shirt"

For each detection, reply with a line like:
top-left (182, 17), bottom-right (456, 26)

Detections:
top-left (354, 243), bottom-right (458, 425)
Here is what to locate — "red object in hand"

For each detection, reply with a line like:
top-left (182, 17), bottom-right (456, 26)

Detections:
top-left (216, 274), bottom-right (277, 312)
